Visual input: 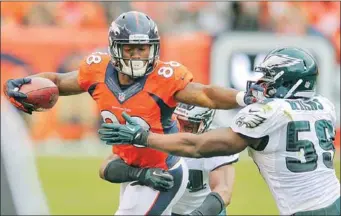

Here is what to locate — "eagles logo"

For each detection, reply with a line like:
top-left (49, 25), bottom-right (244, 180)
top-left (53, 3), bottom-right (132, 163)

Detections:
top-left (259, 54), bottom-right (303, 69)
top-left (235, 113), bottom-right (266, 128)
top-left (178, 103), bottom-right (195, 111)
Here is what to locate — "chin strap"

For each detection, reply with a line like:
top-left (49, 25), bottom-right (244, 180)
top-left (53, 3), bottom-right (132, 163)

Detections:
top-left (283, 79), bottom-right (303, 99)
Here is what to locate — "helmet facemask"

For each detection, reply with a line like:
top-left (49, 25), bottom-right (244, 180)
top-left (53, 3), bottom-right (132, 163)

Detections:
top-left (177, 116), bottom-right (201, 134)
top-left (247, 59), bottom-right (316, 100)
top-left (108, 39), bottom-right (160, 78)
top-left (247, 67), bottom-right (289, 100)
top-left (174, 104), bottom-right (216, 134)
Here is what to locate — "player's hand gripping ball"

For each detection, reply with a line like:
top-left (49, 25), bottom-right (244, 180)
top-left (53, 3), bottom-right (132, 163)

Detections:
top-left (4, 77), bottom-right (59, 114)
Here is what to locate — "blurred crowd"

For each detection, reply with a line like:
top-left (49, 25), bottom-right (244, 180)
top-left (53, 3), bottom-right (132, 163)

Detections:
top-left (1, 1), bottom-right (340, 62)
top-left (1, 1), bottom-right (340, 143)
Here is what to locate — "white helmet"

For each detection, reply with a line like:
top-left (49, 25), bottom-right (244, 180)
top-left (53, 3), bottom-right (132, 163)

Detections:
top-left (174, 103), bottom-right (216, 134)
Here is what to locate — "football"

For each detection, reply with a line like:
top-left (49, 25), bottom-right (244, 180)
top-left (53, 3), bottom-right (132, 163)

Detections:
top-left (19, 77), bottom-right (59, 111)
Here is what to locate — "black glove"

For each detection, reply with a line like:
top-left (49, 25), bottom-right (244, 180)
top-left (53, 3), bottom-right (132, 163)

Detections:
top-left (98, 112), bottom-right (150, 147)
top-left (132, 168), bottom-right (174, 192)
top-left (4, 78), bottom-right (34, 114)
top-left (103, 158), bottom-right (174, 192)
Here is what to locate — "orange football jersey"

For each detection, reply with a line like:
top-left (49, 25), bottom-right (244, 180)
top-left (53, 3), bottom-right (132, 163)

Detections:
top-left (78, 53), bottom-right (193, 169)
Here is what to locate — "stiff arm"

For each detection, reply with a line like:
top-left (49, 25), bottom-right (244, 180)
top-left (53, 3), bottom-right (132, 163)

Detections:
top-left (146, 101), bottom-right (289, 158)
top-left (174, 82), bottom-right (242, 109)
top-left (147, 127), bottom-right (260, 158)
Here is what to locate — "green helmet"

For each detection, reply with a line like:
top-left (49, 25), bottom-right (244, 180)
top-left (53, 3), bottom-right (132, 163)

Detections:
top-left (247, 47), bottom-right (318, 99)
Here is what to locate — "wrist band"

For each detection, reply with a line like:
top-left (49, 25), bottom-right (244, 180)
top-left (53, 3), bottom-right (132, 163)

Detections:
top-left (236, 91), bottom-right (247, 107)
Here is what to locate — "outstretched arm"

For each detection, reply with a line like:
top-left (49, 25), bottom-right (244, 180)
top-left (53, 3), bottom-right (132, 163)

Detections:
top-left (27, 70), bottom-right (84, 96)
top-left (99, 113), bottom-right (263, 158)
top-left (4, 70), bottom-right (85, 114)
top-left (147, 127), bottom-right (251, 158)
top-left (174, 82), bottom-right (251, 109)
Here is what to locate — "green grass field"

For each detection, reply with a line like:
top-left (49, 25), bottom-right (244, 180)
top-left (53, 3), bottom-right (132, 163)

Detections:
top-left (36, 156), bottom-right (340, 215)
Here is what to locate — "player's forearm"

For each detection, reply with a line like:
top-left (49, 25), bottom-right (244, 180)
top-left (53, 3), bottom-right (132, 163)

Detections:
top-left (212, 186), bottom-right (232, 207)
top-left (203, 85), bottom-right (240, 109)
top-left (147, 132), bottom-right (203, 158)
top-left (191, 166), bottom-right (235, 215)
top-left (102, 158), bottom-right (144, 183)
top-left (27, 71), bottom-right (84, 96)
top-left (147, 129), bottom-right (236, 158)
top-left (189, 192), bottom-right (225, 215)
top-left (27, 72), bottom-right (60, 85)
top-left (210, 165), bottom-right (235, 206)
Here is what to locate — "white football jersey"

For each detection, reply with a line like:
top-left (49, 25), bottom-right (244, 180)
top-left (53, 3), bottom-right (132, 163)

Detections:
top-left (231, 96), bottom-right (340, 215)
top-left (172, 154), bottom-right (239, 214)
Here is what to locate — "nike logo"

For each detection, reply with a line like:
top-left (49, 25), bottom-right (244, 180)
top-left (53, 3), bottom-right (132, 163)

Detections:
top-left (126, 125), bottom-right (135, 132)
top-left (152, 171), bottom-right (164, 177)
top-left (249, 108), bottom-right (260, 113)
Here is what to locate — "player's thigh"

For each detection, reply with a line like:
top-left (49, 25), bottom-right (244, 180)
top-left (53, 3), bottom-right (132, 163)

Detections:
top-left (161, 158), bottom-right (189, 215)
top-left (295, 196), bottom-right (340, 216)
top-left (115, 182), bottom-right (160, 215)
top-left (115, 158), bottom-right (189, 215)
top-left (118, 182), bottom-right (129, 204)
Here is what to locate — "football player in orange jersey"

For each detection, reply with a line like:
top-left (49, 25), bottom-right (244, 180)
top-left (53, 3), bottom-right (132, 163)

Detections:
top-left (4, 11), bottom-right (257, 215)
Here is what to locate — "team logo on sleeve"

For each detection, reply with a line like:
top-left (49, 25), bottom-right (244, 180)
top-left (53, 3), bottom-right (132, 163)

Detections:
top-left (235, 112), bottom-right (266, 128)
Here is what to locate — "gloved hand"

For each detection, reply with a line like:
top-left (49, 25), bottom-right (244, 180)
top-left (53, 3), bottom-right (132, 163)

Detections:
top-left (98, 112), bottom-right (150, 147)
top-left (132, 168), bottom-right (174, 192)
top-left (243, 83), bottom-right (265, 105)
top-left (4, 78), bottom-right (34, 114)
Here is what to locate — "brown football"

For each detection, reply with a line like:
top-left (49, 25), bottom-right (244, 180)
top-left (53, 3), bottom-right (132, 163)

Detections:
top-left (19, 77), bottom-right (59, 111)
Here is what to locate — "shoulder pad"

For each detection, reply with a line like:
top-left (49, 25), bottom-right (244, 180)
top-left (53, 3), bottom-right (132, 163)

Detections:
top-left (147, 61), bottom-right (193, 107)
top-left (314, 96), bottom-right (337, 126)
top-left (153, 61), bottom-right (193, 82)
top-left (231, 100), bottom-right (292, 138)
top-left (78, 52), bottom-right (111, 91)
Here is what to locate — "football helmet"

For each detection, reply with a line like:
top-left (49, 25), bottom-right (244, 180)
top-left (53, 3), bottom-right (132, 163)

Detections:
top-left (247, 47), bottom-right (318, 99)
top-left (108, 11), bottom-right (160, 78)
top-left (174, 103), bottom-right (216, 134)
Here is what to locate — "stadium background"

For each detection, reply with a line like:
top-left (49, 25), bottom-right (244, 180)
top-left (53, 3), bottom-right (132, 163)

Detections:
top-left (1, 1), bottom-right (340, 215)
